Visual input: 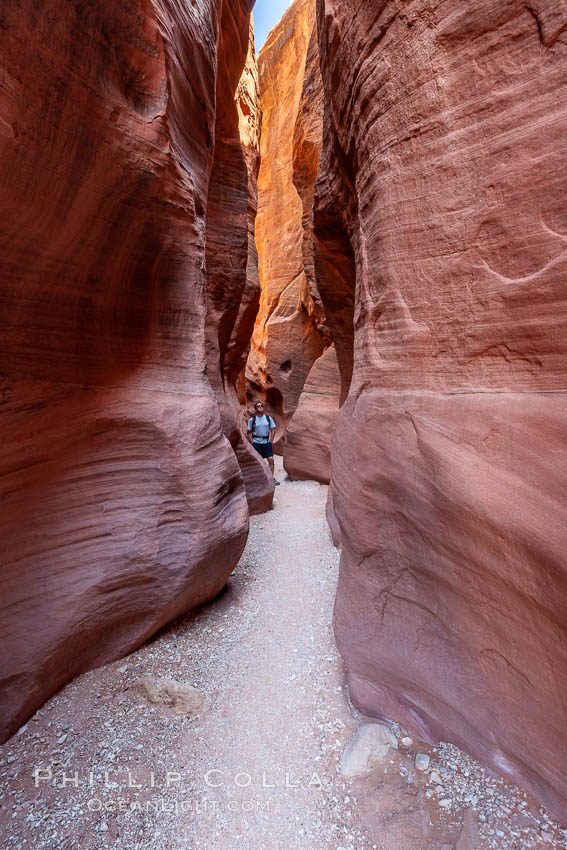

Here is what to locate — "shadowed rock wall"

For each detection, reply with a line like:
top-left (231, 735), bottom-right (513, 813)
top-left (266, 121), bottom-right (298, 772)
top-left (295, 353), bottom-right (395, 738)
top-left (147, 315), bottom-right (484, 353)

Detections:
top-left (284, 344), bottom-right (340, 484)
top-left (315, 0), bottom-right (567, 820)
top-left (0, 0), bottom-right (255, 741)
top-left (205, 20), bottom-right (274, 515)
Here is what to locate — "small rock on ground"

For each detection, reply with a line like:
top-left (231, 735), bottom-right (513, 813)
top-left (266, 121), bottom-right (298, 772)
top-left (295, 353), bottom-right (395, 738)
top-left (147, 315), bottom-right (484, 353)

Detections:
top-left (131, 676), bottom-right (204, 717)
top-left (341, 723), bottom-right (398, 778)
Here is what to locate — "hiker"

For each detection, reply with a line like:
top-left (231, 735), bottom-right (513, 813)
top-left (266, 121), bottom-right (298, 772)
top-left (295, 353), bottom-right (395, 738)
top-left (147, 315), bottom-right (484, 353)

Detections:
top-left (247, 401), bottom-right (280, 485)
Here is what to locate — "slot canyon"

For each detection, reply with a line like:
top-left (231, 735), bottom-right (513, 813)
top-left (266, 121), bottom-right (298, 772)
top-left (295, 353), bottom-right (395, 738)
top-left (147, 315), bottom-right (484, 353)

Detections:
top-left (0, 0), bottom-right (566, 848)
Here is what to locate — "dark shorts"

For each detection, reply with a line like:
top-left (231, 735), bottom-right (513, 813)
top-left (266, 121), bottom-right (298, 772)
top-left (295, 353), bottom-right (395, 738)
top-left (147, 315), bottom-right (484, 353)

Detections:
top-left (252, 440), bottom-right (273, 459)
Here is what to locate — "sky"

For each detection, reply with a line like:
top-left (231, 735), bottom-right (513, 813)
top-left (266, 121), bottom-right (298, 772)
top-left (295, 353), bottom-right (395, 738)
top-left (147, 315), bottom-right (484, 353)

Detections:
top-left (253, 0), bottom-right (293, 51)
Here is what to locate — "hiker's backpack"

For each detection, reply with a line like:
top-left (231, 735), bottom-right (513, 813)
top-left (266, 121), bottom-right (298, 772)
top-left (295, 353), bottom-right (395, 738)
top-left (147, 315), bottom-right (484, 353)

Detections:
top-left (251, 413), bottom-right (274, 435)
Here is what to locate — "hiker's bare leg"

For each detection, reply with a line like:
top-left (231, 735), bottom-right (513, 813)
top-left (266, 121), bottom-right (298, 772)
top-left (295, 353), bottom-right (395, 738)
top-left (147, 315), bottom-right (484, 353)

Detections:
top-left (268, 457), bottom-right (274, 476)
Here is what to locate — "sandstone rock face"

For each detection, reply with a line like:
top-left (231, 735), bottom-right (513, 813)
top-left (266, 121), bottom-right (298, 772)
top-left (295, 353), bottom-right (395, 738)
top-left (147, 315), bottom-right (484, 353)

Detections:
top-left (281, 19), bottom-right (339, 484)
top-left (284, 344), bottom-right (340, 483)
top-left (292, 23), bottom-right (328, 344)
top-left (205, 20), bottom-right (274, 515)
top-left (315, 0), bottom-right (567, 820)
top-left (230, 20), bottom-right (263, 393)
top-left (246, 0), bottom-right (326, 449)
top-left (0, 0), bottom-right (254, 741)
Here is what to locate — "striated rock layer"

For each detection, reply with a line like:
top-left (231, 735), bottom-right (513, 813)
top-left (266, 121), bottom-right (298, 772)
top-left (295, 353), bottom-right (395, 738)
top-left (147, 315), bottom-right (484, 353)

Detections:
top-left (281, 17), bottom-right (340, 483)
top-left (205, 20), bottom-right (274, 515)
top-left (292, 21), bottom-right (328, 345)
top-left (0, 0), bottom-right (255, 741)
top-left (315, 0), bottom-right (567, 820)
top-left (284, 344), bottom-right (340, 484)
top-left (246, 0), bottom-right (327, 449)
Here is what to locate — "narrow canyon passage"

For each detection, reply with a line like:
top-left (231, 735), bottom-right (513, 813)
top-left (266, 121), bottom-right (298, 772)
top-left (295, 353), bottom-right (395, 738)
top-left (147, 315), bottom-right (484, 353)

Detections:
top-left (2, 460), bottom-right (566, 850)
top-left (2, 0), bottom-right (567, 847)
top-left (0, 461), bottom-right (362, 850)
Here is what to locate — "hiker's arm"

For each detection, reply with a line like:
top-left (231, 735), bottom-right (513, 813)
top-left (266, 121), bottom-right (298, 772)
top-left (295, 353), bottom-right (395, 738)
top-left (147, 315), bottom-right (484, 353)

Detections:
top-left (269, 422), bottom-right (276, 442)
top-left (247, 428), bottom-right (252, 444)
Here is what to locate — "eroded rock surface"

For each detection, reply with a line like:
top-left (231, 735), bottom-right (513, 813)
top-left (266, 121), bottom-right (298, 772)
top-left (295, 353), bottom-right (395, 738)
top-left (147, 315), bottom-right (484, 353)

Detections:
top-left (284, 344), bottom-right (340, 483)
top-left (281, 17), bottom-right (339, 483)
top-left (205, 19), bottom-right (274, 515)
top-left (0, 0), bottom-right (254, 741)
top-left (315, 0), bottom-right (567, 820)
top-left (246, 0), bottom-right (326, 448)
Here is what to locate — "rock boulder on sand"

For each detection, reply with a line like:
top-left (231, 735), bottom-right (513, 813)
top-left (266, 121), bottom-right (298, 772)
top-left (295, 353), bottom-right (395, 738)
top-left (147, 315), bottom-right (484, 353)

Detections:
top-left (132, 677), bottom-right (204, 718)
top-left (340, 722), bottom-right (398, 778)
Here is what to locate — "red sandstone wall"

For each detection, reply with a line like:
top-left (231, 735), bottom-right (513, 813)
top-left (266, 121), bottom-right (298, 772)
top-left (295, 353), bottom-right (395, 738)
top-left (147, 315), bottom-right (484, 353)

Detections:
top-left (230, 21), bottom-right (264, 396)
top-left (284, 344), bottom-right (340, 484)
top-left (292, 23), bottom-right (328, 345)
top-left (315, 0), bottom-right (567, 820)
top-left (246, 0), bottom-right (326, 449)
top-left (205, 20), bottom-right (274, 515)
top-left (281, 21), bottom-right (341, 484)
top-left (0, 0), bottom-right (254, 741)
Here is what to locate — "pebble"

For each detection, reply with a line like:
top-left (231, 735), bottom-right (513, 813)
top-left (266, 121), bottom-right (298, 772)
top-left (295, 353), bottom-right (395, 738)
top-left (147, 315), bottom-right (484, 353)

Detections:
top-left (415, 753), bottom-right (430, 771)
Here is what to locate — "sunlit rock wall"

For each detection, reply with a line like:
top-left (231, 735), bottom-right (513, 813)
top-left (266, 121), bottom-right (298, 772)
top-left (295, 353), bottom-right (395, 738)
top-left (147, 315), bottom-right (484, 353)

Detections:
top-left (246, 0), bottom-right (326, 449)
top-left (281, 19), bottom-right (340, 483)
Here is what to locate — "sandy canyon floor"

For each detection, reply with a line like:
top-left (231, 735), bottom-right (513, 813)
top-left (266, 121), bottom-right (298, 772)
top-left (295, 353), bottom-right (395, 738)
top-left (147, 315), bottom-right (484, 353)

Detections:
top-left (1, 458), bottom-right (566, 850)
